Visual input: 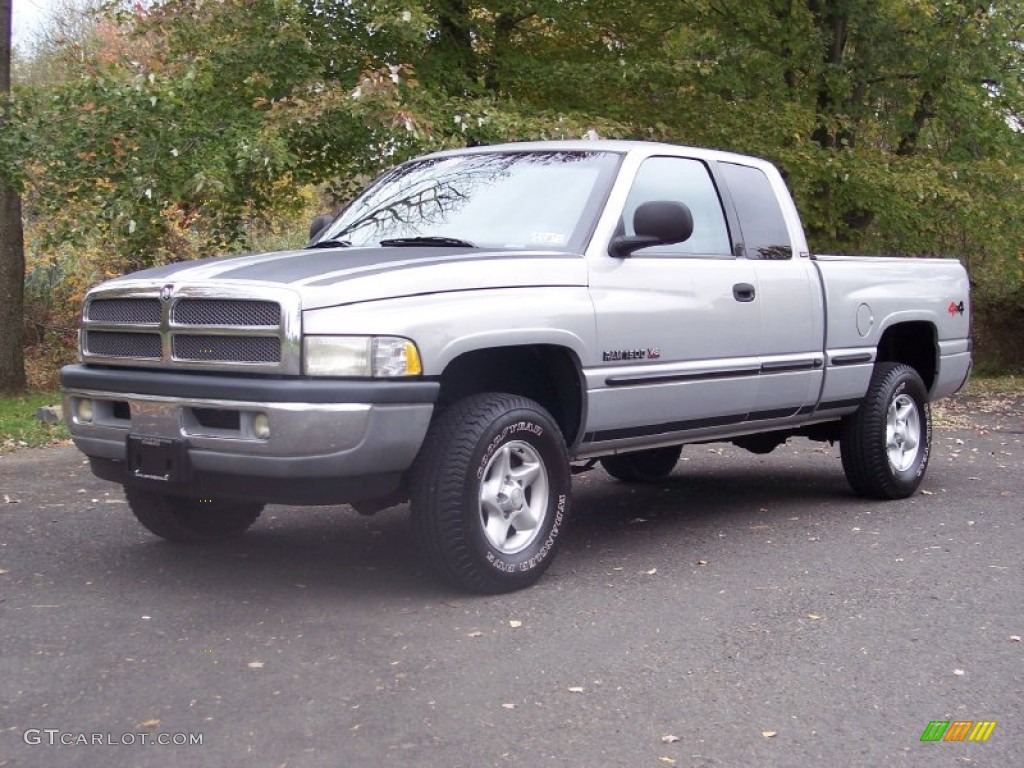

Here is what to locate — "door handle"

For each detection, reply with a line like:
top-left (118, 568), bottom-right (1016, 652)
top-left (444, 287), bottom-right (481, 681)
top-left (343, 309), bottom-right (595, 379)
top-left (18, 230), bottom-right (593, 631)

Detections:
top-left (733, 283), bottom-right (756, 302)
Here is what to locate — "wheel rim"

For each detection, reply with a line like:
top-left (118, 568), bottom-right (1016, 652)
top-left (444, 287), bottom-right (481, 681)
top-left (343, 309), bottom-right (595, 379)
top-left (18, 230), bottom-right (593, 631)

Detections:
top-left (886, 393), bottom-right (921, 472)
top-left (478, 440), bottom-right (550, 555)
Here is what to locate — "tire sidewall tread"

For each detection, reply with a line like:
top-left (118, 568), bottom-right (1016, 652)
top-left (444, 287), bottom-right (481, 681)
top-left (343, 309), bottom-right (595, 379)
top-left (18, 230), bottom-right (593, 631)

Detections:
top-left (410, 393), bottom-right (571, 593)
top-left (841, 363), bottom-right (932, 499)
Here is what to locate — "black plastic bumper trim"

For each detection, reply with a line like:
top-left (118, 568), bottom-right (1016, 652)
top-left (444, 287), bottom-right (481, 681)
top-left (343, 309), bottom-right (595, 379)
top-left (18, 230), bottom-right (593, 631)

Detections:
top-left (60, 364), bottom-right (440, 405)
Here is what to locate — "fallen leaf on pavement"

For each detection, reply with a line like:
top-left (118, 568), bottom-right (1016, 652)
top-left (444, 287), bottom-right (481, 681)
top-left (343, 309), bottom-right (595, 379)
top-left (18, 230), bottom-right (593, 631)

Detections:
top-left (467, 631), bottom-right (483, 638)
top-left (568, 686), bottom-right (584, 693)
top-left (762, 731), bottom-right (778, 738)
top-left (659, 758), bottom-right (676, 766)
top-left (661, 734), bottom-right (680, 743)
top-left (645, 568), bottom-right (658, 575)
top-left (139, 719), bottom-right (160, 728)
top-left (953, 669), bottom-right (965, 676)
top-left (1011, 635), bottom-right (1021, 642)
top-left (248, 661), bottom-right (265, 669)
top-left (509, 620), bottom-right (522, 628)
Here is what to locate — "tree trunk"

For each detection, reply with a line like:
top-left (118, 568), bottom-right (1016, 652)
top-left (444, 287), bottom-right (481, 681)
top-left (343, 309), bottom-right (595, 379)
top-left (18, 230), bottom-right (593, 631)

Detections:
top-left (0, 0), bottom-right (27, 393)
top-left (434, 0), bottom-right (477, 95)
top-left (808, 0), bottom-right (853, 150)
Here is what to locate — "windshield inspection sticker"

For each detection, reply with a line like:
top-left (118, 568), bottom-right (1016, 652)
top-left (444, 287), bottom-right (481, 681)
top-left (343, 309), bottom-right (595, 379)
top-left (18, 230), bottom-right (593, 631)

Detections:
top-left (530, 232), bottom-right (567, 246)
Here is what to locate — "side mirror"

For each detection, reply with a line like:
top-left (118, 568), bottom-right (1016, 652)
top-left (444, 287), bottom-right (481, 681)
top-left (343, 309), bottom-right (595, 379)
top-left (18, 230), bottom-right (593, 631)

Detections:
top-left (609, 200), bottom-right (694, 258)
top-left (309, 214), bottom-right (334, 241)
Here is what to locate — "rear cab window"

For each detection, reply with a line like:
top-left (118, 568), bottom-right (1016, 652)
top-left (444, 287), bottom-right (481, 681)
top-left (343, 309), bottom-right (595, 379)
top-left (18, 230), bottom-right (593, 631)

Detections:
top-left (719, 162), bottom-right (793, 260)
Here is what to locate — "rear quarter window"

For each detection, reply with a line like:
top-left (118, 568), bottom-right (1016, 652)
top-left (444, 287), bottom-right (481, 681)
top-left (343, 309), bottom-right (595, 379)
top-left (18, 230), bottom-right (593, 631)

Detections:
top-left (720, 163), bottom-right (792, 260)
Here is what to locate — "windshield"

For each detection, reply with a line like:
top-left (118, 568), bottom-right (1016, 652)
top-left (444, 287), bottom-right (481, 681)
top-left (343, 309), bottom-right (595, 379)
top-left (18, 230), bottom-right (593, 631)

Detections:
top-left (315, 150), bottom-right (622, 251)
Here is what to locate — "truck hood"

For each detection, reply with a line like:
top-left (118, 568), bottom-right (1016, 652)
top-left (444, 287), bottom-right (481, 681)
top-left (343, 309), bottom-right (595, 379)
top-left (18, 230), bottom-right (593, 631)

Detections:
top-left (101, 245), bottom-right (588, 309)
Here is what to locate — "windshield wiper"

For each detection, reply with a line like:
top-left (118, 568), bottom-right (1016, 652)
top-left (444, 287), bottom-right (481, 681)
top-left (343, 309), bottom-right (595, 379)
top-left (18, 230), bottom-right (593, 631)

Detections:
top-left (378, 236), bottom-right (476, 248)
top-left (305, 238), bottom-right (352, 249)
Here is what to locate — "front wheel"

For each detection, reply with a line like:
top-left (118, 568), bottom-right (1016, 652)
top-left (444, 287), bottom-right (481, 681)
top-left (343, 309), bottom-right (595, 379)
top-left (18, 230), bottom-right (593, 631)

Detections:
top-left (125, 489), bottom-right (263, 542)
top-left (840, 363), bottom-right (932, 499)
top-left (410, 393), bottom-right (571, 593)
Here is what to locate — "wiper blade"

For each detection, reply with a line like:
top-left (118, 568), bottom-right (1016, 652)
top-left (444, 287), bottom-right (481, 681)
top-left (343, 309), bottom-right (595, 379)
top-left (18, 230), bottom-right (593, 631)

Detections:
top-left (305, 238), bottom-right (352, 249)
top-left (378, 236), bottom-right (476, 248)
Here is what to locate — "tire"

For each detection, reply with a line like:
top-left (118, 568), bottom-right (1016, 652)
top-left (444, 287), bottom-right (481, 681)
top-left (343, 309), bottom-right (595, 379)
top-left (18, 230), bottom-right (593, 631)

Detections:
top-left (840, 363), bottom-right (932, 499)
top-left (410, 393), bottom-right (571, 594)
top-left (600, 446), bottom-right (682, 483)
top-left (125, 488), bottom-right (263, 543)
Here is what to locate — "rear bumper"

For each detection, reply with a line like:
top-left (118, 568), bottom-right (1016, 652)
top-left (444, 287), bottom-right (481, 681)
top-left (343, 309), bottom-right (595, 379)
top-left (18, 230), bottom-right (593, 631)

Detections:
top-left (60, 365), bottom-right (438, 504)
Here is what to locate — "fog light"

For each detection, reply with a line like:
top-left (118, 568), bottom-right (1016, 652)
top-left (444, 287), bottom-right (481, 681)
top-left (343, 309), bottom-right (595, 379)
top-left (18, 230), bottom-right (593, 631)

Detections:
top-left (252, 413), bottom-right (271, 440)
top-left (76, 399), bottom-right (95, 423)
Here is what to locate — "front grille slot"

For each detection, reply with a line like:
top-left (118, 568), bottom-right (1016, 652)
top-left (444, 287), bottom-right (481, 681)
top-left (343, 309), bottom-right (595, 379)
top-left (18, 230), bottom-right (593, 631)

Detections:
top-left (85, 331), bottom-right (162, 359)
top-left (173, 335), bottom-right (281, 364)
top-left (87, 298), bottom-right (161, 324)
top-left (172, 299), bottom-right (280, 327)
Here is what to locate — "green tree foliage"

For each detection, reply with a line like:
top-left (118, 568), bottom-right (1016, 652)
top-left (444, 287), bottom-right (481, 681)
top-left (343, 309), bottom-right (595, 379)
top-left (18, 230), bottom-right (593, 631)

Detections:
top-left (2, 0), bottom-right (1023, 370)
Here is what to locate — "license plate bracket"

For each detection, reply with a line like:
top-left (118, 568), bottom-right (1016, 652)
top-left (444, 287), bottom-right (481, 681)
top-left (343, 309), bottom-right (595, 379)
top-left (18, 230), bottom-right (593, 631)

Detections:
top-left (127, 435), bottom-right (188, 484)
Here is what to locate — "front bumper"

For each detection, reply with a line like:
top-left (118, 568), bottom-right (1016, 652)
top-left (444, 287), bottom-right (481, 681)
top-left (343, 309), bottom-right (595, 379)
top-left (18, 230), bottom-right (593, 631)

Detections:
top-left (60, 365), bottom-right (439, 504)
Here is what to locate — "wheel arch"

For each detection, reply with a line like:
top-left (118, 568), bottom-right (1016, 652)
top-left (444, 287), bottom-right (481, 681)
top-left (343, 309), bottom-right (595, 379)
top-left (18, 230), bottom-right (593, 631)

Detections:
top-left (436, 344), bottom-right (586, 450)
top-left (876, 321), bottom-right (938, 392)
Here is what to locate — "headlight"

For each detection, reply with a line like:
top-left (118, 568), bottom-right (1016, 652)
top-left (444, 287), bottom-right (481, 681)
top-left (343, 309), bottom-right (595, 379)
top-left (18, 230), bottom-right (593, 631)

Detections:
top-left (303, 336), bottom-right (423, 377)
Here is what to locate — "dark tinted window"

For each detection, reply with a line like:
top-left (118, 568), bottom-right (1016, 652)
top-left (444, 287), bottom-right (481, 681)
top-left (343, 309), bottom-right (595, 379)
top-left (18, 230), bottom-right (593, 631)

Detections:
top-left (720, 163), bottom-right (792, 260)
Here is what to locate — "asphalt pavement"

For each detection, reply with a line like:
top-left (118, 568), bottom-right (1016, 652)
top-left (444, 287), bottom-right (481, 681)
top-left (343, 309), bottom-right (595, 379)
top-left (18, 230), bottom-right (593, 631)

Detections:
top-left (1, 394), bottom-right (1021, 767)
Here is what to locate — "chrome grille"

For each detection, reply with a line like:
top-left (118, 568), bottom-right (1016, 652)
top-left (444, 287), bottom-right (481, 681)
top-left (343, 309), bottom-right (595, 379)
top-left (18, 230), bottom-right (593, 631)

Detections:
top-left (172, 299), bottom-right (280, 327)
top-left (79, 284), bottom-right (301, 373)
top-left (173, 335), bottom-right (281, 363)
top-left (87, 298), bottom-right (161, 324)
top-left (85, 331), bottom-right (162, 359)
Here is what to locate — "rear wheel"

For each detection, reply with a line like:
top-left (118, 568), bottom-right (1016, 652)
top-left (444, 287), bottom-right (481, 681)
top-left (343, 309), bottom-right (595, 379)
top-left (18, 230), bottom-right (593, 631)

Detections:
top-left (410, 393), bottom-right (571, 593)
top-left (840, 363), bottom-right (932, 499)
top-left (125, 489), bottom-right (263, 542)
top-left (601, 446), bottom-right (682, 483)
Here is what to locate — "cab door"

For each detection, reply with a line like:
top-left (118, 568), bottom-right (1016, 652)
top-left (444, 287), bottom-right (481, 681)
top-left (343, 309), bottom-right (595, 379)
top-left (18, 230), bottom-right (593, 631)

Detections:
top-left (585, 155), bottom-right (762, 447)
top-left (717, 161), bottom-right (824, 421)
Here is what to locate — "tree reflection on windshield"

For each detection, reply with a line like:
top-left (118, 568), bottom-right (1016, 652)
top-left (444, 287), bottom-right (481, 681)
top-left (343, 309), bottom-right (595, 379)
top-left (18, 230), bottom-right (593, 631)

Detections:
top-left (318, 151), bottom-right (620, 250)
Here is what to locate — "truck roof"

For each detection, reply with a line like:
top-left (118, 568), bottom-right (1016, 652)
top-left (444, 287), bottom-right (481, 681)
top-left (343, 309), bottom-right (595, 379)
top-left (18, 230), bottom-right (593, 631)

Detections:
top-left (420, 139), bottom-right (778, 171)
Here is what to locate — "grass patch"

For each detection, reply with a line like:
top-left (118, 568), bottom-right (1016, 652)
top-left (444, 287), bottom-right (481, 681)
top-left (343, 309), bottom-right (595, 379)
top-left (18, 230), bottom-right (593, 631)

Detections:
top-left (0, 391), bottom-right (69, 451)
top-left (960, 374), bottom-right (1024, 396)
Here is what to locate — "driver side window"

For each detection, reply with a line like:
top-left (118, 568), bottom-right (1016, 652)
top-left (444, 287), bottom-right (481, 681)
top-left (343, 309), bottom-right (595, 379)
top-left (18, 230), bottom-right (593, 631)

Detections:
top-left (621, 157), bottom-right (732, 257)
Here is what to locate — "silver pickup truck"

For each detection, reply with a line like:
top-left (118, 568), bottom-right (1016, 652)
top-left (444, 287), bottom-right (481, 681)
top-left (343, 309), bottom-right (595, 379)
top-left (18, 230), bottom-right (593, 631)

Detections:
top-left (61, 140), bottom-right (972, 592)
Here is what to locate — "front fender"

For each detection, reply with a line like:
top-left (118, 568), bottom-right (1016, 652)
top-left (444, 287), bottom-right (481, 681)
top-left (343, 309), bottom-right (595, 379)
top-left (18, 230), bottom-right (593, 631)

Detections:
top-left (301, 287), bottom-right (596, 375)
